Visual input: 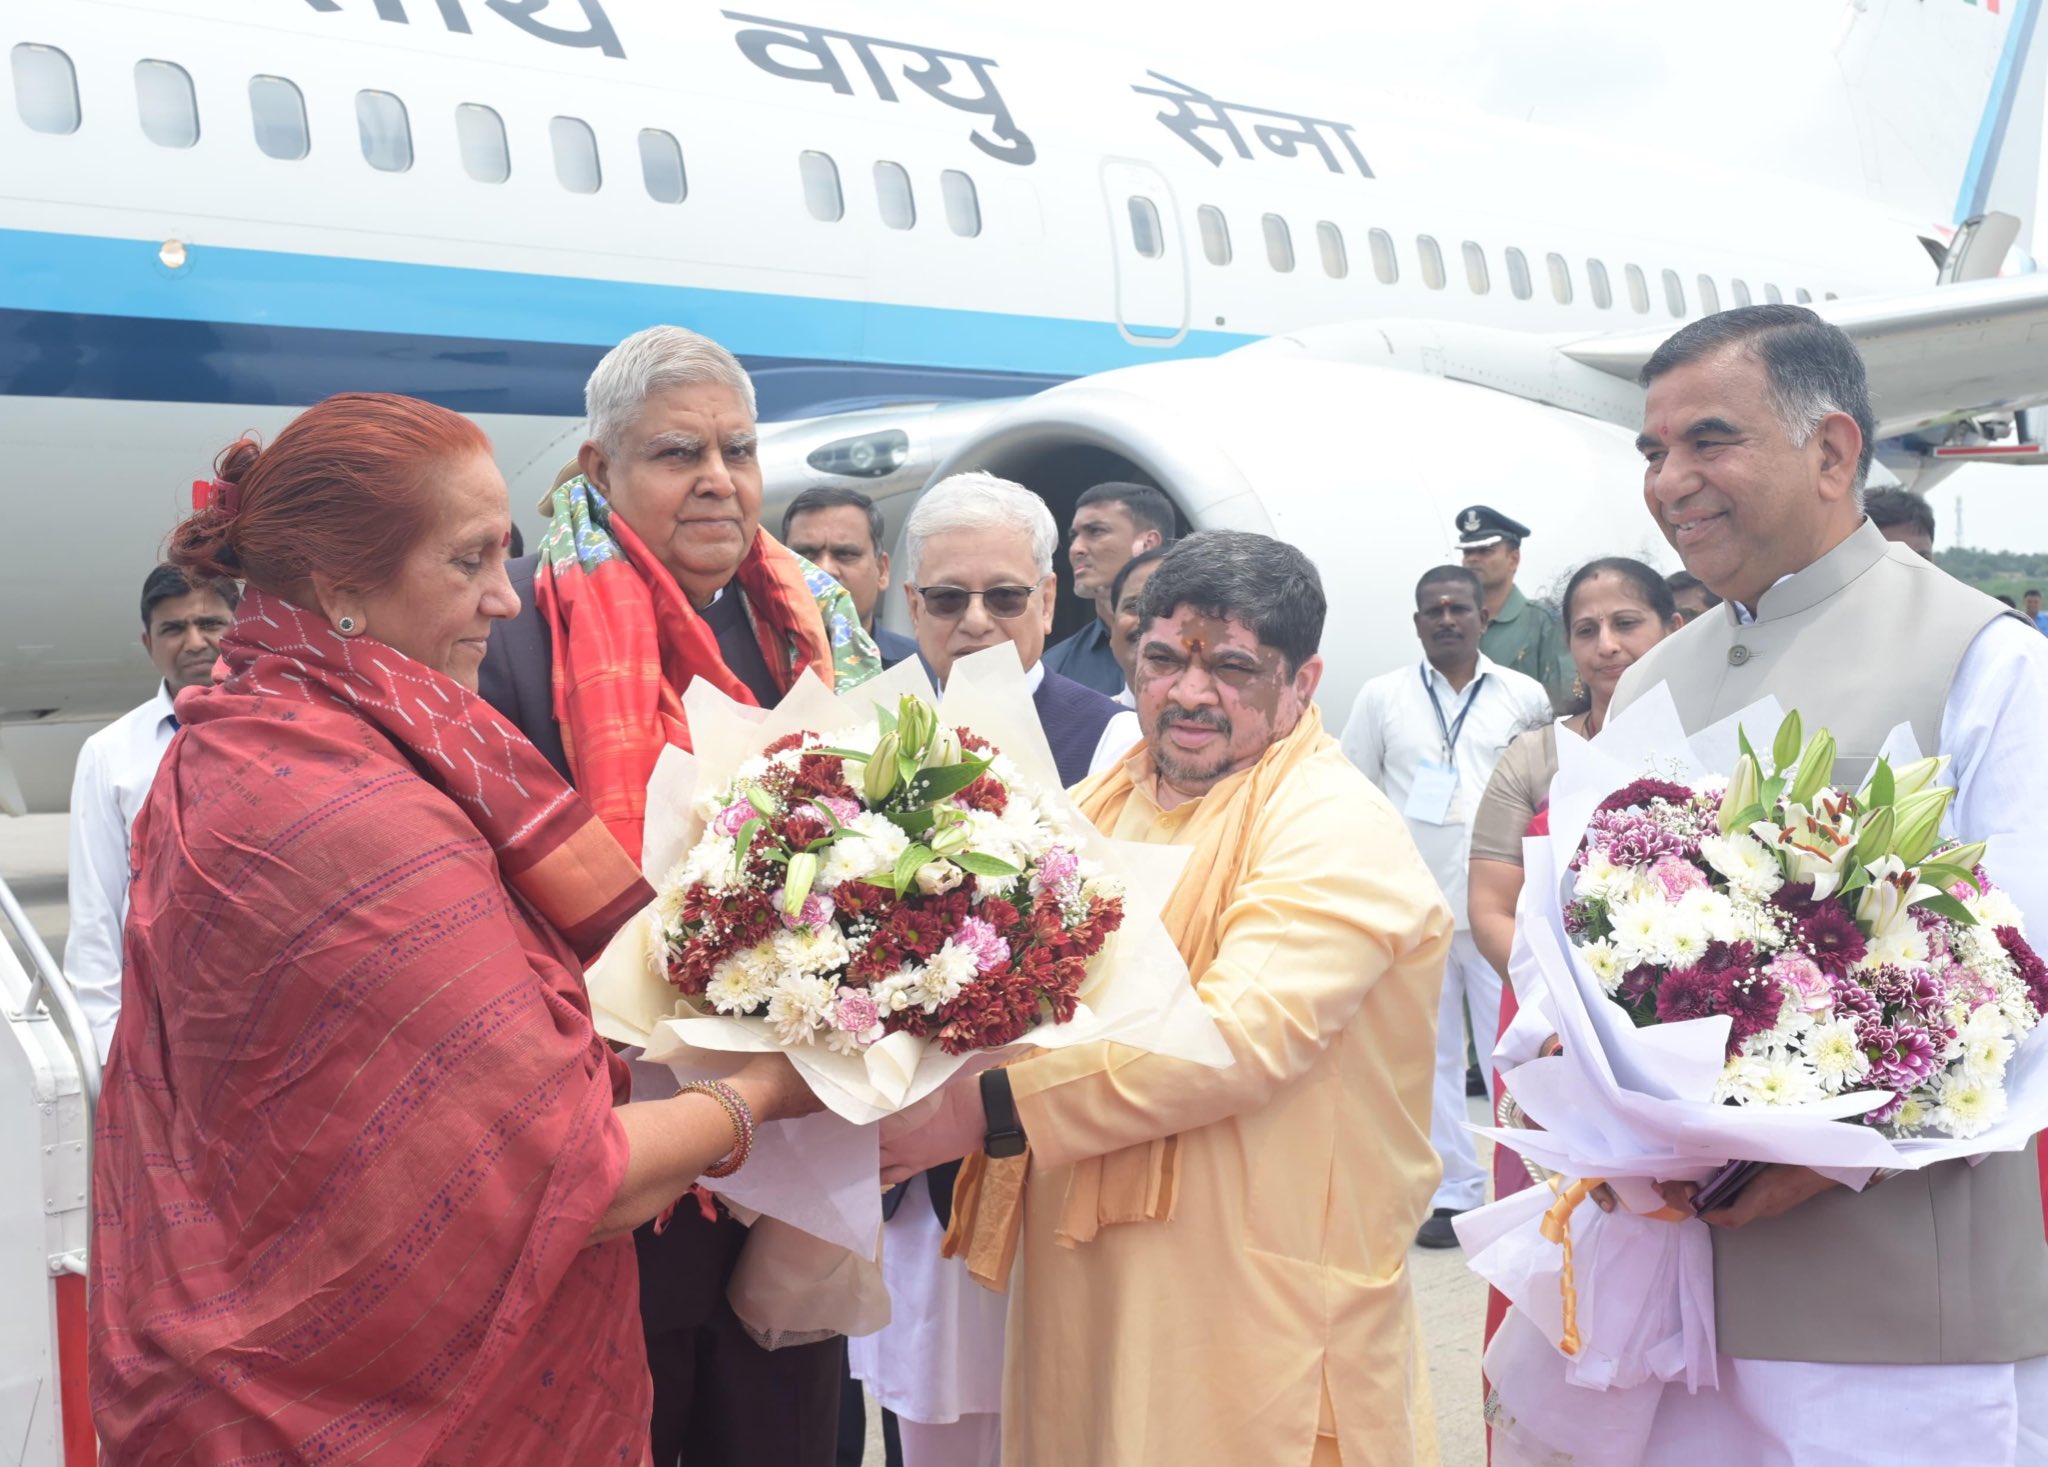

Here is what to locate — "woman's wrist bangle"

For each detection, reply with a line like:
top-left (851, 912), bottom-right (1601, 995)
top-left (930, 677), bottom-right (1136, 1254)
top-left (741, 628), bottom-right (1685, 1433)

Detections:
top-left (679, 1079), bottom-right (755, 1179)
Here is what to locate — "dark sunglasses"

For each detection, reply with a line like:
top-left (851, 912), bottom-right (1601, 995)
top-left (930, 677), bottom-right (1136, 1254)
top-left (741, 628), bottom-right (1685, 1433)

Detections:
top-left (915, 584), bottom-right (1037, 619)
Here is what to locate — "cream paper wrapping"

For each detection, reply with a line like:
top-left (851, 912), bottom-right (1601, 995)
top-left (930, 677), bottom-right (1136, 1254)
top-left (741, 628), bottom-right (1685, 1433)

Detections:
top-left (584, 643), bottom-right (1229, 1341)
top-left (1455, 682), bottom-right (2048, 1465)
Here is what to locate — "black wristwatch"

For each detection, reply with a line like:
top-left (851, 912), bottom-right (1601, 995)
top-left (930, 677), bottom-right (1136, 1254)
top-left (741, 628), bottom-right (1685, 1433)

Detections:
top-left (980, 1068), bottom-right (1027, 1158)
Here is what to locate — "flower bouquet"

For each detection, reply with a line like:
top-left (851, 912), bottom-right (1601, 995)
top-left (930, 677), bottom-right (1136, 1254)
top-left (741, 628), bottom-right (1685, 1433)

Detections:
top-left (585, 644), bottom-right (1226, 1343)
top-left (1456, 686), bottom-right (2048, 1467)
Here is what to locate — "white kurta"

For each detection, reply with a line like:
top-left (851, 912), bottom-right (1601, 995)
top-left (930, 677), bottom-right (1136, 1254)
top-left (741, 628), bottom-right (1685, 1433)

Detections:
top-left (64, 682), bottom-right (177, 1060)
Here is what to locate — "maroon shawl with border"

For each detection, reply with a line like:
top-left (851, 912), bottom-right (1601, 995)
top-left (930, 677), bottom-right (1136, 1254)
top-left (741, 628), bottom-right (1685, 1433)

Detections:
top-left (89, 590), bottom-right (654, 1464)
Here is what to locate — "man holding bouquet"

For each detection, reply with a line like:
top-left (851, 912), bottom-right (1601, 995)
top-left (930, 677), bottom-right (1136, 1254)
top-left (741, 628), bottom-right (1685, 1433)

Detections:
top-left (880, 531), bottom-right (1453, 1466)
top-left (1618, 305), bottom-right (2048, 1457)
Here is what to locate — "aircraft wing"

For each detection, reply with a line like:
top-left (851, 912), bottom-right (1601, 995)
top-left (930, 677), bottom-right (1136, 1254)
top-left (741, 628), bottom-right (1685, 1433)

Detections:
top-left (1559, 272), bottom-right (2048, 440)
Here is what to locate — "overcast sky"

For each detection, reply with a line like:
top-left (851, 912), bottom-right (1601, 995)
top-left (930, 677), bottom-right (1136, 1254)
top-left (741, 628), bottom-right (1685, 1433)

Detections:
top-left (976, 0), bottom-right (2048, 552)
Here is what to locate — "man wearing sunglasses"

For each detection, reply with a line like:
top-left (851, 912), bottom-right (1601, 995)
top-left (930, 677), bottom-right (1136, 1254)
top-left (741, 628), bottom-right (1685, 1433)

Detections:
top-left (850, 470), bottom-right (1138, 1467)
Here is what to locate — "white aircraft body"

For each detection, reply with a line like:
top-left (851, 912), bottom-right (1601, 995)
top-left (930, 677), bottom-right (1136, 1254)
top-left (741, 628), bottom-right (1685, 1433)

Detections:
top-left (4, 0), bottom-right (2048, 817)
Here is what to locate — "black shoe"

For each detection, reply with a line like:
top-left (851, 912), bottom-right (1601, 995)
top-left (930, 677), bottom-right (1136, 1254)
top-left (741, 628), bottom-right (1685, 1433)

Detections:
top-left (1466, 1062), bottom-right (1486, 1098)
top-left (1415, 1208), bottom-right (1464, 1249)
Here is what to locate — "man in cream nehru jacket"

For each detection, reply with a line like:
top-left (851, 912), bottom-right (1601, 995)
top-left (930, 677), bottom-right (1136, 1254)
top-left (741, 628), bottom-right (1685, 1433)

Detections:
top-left (1617, 305), bottom-right (2048, 1460)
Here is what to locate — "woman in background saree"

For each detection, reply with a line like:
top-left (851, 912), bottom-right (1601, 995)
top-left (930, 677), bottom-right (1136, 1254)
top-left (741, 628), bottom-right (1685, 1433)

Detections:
top-left (90, 395), bottom-right (815, 1464)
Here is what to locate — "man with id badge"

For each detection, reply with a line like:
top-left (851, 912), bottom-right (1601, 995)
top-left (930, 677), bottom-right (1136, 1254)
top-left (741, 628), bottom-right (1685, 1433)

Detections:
top-left (1341, 566), bottom-right (1552, 1248)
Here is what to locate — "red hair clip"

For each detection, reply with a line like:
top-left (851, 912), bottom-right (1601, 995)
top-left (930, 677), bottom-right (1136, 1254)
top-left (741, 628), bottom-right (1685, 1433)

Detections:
top-left (191, 477), bottom-right (240, 515)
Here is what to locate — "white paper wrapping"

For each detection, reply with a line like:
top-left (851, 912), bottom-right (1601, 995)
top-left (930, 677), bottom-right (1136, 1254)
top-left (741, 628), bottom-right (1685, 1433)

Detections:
top-left (584, 643), bottom-right (1230, 1340)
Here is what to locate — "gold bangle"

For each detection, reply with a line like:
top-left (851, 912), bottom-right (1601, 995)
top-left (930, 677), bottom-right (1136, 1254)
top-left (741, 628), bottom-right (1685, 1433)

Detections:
top-left (679, 1079), bottom-right (754, 1179)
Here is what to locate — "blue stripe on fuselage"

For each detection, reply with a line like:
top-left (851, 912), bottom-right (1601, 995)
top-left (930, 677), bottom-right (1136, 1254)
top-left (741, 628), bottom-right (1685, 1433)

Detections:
top-left (0, 227), bottom-right (1249, 414)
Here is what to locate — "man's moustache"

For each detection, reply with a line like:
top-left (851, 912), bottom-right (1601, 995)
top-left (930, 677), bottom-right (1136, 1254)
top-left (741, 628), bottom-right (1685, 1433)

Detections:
top-left (1157, 707), bottom-right (1229, 732)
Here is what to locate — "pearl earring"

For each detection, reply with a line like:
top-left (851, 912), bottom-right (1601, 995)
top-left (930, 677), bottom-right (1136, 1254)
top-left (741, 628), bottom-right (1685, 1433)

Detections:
top-left (337, 616), bottom-right (359, 635)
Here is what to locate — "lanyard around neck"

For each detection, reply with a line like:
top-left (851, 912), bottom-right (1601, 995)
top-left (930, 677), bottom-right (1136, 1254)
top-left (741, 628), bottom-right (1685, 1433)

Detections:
top-left (1421, 663), bottom-right (1487, 764)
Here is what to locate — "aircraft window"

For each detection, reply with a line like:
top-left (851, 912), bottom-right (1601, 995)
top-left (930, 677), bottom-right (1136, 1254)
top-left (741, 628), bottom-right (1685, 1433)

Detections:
top-left (1764, 283), bottom-right (1783, 304)
top-left (1625, 264), bottom-right (1649, 313)
top-left (249, 75), bottom-right (307, 160)
top-left (550, 115), bottom-right (600, 193)
top-left (455, 103), bottom-right (509, 183)
top-left (1505, 247), bottom-right (1532, 300)
top-left (1730, 278), bottom-right (1752, 306)
top-left (1417, 234), bottom-right (1445, 290)
top-left (1197, 205), bottom-right (1231, 266)
top-left (800, 151), bottom-right (843, 221)
top-left (1317, 221), bottom-right (1347, 278)
top-left (1795, 287), bottom-right (1812, 304)
top-left (1462, 241), bottom-right (1489, 295)
top-left (1662, 269), bottom-right (1686, 317)
top-left (875, 161), bottom-right (915, 229)
top-left (1697, 274), bottom-right (1720, 314)
top-left (1586, 258), bottom-right (1612, 309)
top-left (1546, 252), bottom-right (1572, 304)
top-left (639, 129), bottom-right (687, 203)
top-left (1264, 214), bottom-right (1294, 272)
top-left (356, 90), bottom-right (412, 172)
top-left (1369, 228), bottom-right (1397, 284)
top-left (12, 43), bottom-right (80, 135)
top-left (1824, 291), bottom-right (1838, 301)
top-left (942, 170), bottom-right (980, 237)
top-left (1129, 197), bottom-right (1164, 258)
top-left (135, 60), bottom-right (199, 149)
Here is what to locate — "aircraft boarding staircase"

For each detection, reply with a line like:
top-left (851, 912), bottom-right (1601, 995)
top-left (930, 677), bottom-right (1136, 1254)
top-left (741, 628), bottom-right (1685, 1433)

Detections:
top-left (0, 873), bottom-right (97, 1465)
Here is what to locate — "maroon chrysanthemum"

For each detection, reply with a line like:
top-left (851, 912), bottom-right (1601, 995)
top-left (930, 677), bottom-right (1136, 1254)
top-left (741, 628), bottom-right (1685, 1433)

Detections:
top-left (1797, 904), bottom-right (1868, 976)
top-left (1596, 777), bottom-right (1698, 814)
top-left (1998, 926), bottom-right (2048, 1013)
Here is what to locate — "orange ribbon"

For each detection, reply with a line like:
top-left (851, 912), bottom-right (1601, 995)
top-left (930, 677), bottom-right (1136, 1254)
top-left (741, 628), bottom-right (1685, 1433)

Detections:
top-left (1538, 1177), bottom-right (1690, 1357)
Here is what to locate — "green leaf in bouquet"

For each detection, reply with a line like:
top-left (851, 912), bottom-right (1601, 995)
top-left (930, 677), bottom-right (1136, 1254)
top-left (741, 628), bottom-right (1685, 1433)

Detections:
top-left (809, 797), bottom-right (852, 833)
top-left (1724, 802), bottom-right (1768, 833)
top-left (1836, 863), bottom-right (1872, 896)
top-left (1863, 758), bottom-right (1896, 811)
top-left (812, 746), bottom-right (873, 763)
top-left (952, 850), bottom-right (1022, 878)
top-left (1913, 862), bottom-right (1977, 897)
top-left (1737, 723), bottom-right (1757, 764)
top-left (885, 807), bottom-right (936, 837)
top-left (905, 755), bottom-right (994, 806)
top-left (875, 701), bottom-right (898, 737)
top-left (893, 842), bottom-right (935, 894)
top-left (1758, 775), bottom-right (1785, 810)
top-left (1771, 711), bottom-right (1804, 773)
top-left (733, 816), bottom-right (766, 870)
top-left (1915, 890), bottom-right (1979, 927)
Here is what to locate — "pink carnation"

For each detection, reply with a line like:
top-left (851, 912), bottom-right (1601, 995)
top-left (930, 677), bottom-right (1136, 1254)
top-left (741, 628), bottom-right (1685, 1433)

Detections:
top-left (832, 986), bottom-right (881, 1038)
top-left (1037, 845), bottom-right (1080, 895)
top-left (1765, 951), bottom-right (1832, 1013)
top-left (775, 889), bottom-right (836, 931)
top-left (710, 799), bottom-right (754, 838)
top-left (817, 795), bottom-right (861, 825)
top-left (954, 916), bottom-right (1011, 973)
top-left (1650, 854), bottom-right (1708, 901)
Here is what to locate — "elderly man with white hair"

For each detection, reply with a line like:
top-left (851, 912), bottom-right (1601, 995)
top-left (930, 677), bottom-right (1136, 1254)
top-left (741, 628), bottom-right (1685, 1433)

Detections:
top-left (478, 324), bottom-right (878, 1467)
top-left (847, 471), bottom-right (1137, 1467)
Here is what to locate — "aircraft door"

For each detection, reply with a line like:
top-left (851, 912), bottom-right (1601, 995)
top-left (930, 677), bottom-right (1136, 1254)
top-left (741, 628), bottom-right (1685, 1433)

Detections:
top-left (1100, 159), bottom-right (1189, 346)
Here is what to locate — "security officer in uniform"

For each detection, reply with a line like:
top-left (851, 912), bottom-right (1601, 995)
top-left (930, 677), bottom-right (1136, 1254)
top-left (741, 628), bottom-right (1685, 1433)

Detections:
top-left (1455, 504), bottom-right (1573, 711)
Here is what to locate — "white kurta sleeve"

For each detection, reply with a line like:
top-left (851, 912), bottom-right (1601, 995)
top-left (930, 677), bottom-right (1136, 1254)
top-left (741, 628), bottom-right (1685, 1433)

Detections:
top-left (1940, 615), bottom-right (2048, 928)
top-left (64, 737), bottom-right (128, 1061)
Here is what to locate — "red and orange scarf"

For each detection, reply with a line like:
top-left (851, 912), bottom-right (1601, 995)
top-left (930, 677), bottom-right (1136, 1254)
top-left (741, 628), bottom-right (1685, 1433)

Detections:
top-left (534, 474), bottom-right (878, 859)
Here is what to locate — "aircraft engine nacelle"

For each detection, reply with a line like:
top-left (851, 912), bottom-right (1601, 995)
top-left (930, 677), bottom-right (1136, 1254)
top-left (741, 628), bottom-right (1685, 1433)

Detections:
top-left (916, 355), bottom-right (1671, 720)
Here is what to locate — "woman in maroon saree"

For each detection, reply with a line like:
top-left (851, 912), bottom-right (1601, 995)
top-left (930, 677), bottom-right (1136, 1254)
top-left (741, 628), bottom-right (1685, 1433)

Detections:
top-left (90, 395), bottom-right (815, 1463)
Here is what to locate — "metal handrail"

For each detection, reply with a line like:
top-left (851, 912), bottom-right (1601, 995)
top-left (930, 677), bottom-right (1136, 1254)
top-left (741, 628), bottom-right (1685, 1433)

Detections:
top-left (0, 874), bottom-right (102, 1109)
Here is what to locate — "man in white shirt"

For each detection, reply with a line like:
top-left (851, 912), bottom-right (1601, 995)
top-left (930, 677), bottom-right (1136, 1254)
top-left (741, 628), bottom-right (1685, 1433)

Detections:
top-left (66, 564), bottom-right (237, 1060)
top-left (851, 472), bottom-right (1138, 1467)
top-left (1341, 565), bottom-right (1551, 1247)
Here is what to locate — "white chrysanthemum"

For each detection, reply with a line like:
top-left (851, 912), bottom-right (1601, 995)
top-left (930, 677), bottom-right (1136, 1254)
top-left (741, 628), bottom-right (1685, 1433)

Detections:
top-left (1808, 1019), bottom-right (1870, 1091)
top-left (818, 813), bottom-right (911, 890)
top-left (1607, 897), bottom-right (1668, 966)
top-left (675, 835), bottom-right (741, 892)
top-left (1714, 1053), bottom-right (1771, 1104)
top-left (733, 755), bottom-right (772, 785)
top-left (773, 924), bottom-right (851, 978)
top-left (959, 807), bottom-right (1035, 871)
top-left (820, 720), bottom-right (880, 757)
top-left (871, 965), bottom-right (920, 1015)
top-left (1961, 1023), bottom-right (2016, 1084)
top-left (1699, 831), bottom-right (1785, 898)
top-left (765, 972), bottom-right (837, 1044)
top-left (1578, 938), bottom-right (1625, 994)
top-left (1892, 1095), bottom-right (1930, 1132)
top-left (1574, 849), bottom-right (1630, 903)
top-left (1081, 872), bottom-right (1126, 903)
top-left (1862, 924), bottom-right (1929, 971)
top-left (1933, 1071), bottom-right (2007, 1139)
top-left (705, 944), bottom-right (777, 1014)
top-left (1664, 921), bottom-right (1710, 969)
top-left (1745, 1052), bottom-right (1827, 1106)
top-left (918, 943), bottom-right (980, 1010)
top-left (1968, 888), bottom-right (2024, 930)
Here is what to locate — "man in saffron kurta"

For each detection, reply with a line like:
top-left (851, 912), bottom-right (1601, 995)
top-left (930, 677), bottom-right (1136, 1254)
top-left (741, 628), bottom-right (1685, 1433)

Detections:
top-left (882, 531), bottom-right (1451, 1466)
